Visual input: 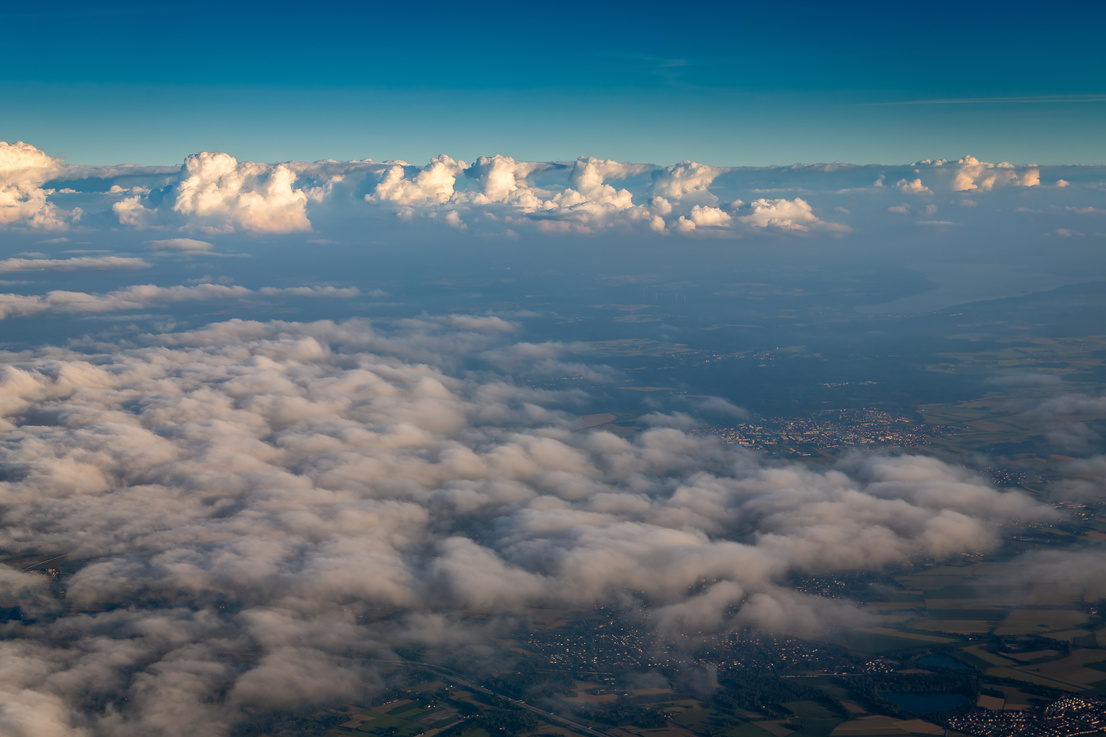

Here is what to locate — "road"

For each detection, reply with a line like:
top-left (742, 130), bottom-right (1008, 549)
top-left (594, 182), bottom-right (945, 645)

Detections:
top-left (371, 658), bottom-right (612, 737)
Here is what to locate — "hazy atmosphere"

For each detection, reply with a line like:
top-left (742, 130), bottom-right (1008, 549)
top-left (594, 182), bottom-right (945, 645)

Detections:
top-left (1, 3), bottom-right (1104, 737)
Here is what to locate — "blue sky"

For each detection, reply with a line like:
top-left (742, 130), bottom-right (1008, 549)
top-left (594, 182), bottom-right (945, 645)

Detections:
top-left (3, 0), bottom-right (1105, 165)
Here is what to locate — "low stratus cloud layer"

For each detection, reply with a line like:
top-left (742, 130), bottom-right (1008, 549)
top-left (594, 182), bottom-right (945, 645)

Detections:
top-left (2, 141), bottom-right (1097, 237)
top-left (0, 316), bottom-right (1055, 736)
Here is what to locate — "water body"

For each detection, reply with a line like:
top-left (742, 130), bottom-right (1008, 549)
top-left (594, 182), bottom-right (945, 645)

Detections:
top-left (881, 692), bottom-right (969, 714)
top-left (916, 654), bottom-right (970, 671)
top-left (859, 263), bottom-right (1093, 315)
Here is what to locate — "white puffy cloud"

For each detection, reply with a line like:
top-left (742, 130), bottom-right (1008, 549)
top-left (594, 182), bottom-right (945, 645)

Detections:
top-left (112, 153), bottom-right (314, 233)
top-left (0, 141), bottom-right (77, 229)
top-left (739, 198), bottom-right (848, 233)
top-left (569, 156), bottom-right (651, 193)
top-left (650, 161), bottom-right (722, 201)
top-left (673, 204), bottom-right (733, 232)
top-left (171, 152), bottom-right (311, 233)
top-left (950, 155), bottom-right (1039, 192)
top-left (466, 155), bottom-right (551, 202)
top-left (896, 177), bottom-right (932, 196)
top-left (371, 155), bottom-right (467, 205)
top-left (370, 155), bottom-right (660, 231)
top-left (112, 195), bottom-right (153, 227)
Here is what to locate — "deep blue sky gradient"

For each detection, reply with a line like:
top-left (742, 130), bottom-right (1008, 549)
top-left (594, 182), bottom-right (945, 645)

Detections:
top-left (4, 0), bottom-right (1104, 165)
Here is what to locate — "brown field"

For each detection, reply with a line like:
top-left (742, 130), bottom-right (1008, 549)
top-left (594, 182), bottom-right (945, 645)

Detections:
top-left (981, 684), bottom-right (1041, 710)
top-left (831, 716), bottom-right (909, 736)
top-left (831, 715), bottom-right (942, 736)
top-left (984, 667), bottom-right (1085, 692)
top-left (571, 413), bottom-right (617, 430)
top-left (562, 681), bottom-right (618, 704)
top-left (1043, 629), bottom-right (1095, 643)
top-left (894, 720), bottom-right (943, 735)
top-left (854, 627), bottom-right (955, 644)
top-left (1003, 650), bottom-right (1059, 662)
top-left (924, 599), bottom-right (1014, 610)
top-left (894, 576), bottom-right (969, 590)
top-left (522, 727), bottom-right (590, 737)
top-left (755, 719), bottom-right (801, 737)
top-left (977, 695), bottom-right (1004, 711)
top-left (871, 613), bottom-right (918, 627)
top-left (1018, 649), bottom-right (1106, 686)
top-left (993, 609), bottom-right (1090, 636)
top-left (963, 646), bottom-right (1016, 667)
top-left (863, 602), bottom-right (924, 611)
top-left (913, 619), bottom-right (993, 635)
top-left (1024, 584), bottom-right (1086, 605)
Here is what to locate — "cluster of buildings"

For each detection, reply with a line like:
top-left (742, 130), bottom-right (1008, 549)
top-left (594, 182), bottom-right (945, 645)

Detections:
top-left (701, 408), bottom-right (955, 456)
top-left (528, 612), bottom-right (841, 676)
top-left (946, 696), bottom-right (1106, 737)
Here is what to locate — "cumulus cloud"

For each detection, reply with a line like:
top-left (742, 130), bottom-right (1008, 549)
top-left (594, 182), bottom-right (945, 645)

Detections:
top-left (650, 161), bottom-right (722, 201)
top-left (739, 198), bottom-right (848, 233)
top-left (569, 156), bottom-right (650, 193)
top-left (116, 153), bottom-right (313, 233)
top-left (372, 155), bottom-right (467, 206)
top-left (0, 141), bottom-right (78, 229)
top-left (369, 154), bottom-right (667, 232)
top-left (896, 178), bottom-right (932, 196)
top-left (172, 152), bottom-right (311, 233)
top-left (949, 155), bottom-right (1039, 192)
top-left (0, 315), bottom-right (1056, 733)
top-left (466, 154), bottom-right (549, 202)
top-left (673, 205), bottom-right (733, 233)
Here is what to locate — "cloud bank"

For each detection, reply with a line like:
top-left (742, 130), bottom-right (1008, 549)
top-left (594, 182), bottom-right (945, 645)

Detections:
top-left (0, 140), bottom-right (1093, 241)
top-left (0, 317), bottom-right (1053, 735)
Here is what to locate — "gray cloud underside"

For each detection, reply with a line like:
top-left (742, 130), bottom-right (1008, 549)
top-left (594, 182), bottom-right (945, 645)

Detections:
top-left (0, 317), bottom-right (1054, 736)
